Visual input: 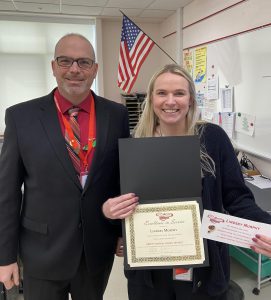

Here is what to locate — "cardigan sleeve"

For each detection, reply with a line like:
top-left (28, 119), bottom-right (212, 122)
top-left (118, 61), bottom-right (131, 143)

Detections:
top-left (203, 123), bottom-right (271, 224)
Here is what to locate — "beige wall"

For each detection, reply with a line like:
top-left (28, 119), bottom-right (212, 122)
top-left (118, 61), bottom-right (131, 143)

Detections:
top-left (99, 0), bottom-right (271, 178)
top-left (183, 0), bottom-right (271, 49)
top-left (183, 0), bottom-right (271, 176)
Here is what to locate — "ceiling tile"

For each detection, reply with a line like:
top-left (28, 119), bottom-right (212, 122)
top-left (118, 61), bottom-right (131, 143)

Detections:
top-left (63, 0), bottom-right (107, 5)
top-left (101, 8), bottom-right (142, 17)
top-left (14, 2), bottom-right (59, 13)
top-left (140, 9), bottom-right (175, 18)
top-left (62, 5), bottom-right (103, 15)
top-left (106, 0), bottom-right (153, 9)
top-left (148, 0), bottom-right (193, 10)
top-left (15, 0), bottom-right (59, 3)
top-left (0, 1), bottom-right (16, 10)
top-left (1, 0), bottom-right (193, 21)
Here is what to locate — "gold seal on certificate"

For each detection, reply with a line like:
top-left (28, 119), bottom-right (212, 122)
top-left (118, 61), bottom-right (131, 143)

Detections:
top-left (125, 200), bottom-right (205, 268)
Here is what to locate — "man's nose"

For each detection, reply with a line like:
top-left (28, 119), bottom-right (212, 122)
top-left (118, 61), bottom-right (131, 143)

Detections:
top-left (69, 61), bottom-right (80, 72)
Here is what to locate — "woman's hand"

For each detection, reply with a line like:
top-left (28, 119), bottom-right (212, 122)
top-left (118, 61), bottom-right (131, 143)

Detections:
top-left (103, 193), bottom-right (139, 219)
top-left (251, 234), bottom-right (271, 257)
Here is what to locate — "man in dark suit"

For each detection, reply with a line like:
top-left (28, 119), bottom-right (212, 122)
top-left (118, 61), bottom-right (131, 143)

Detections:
top-left (0, 33), bottom-right (130, 300)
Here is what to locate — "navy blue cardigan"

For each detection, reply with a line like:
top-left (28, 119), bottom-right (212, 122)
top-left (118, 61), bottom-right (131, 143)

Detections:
top-left (126, 123), bottom-right (271, 296)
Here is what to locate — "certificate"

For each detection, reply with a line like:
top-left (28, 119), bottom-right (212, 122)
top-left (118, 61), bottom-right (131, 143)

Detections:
top-left (125, 200), bottom-right (205, 268)
top-left (119, 137), bottom-right (208, 269)
top-left (201, 210), bottom-right (271, 248)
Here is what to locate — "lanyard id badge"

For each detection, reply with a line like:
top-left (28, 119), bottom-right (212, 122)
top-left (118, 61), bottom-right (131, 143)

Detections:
top-left (173, 268), bottom-right (193, 281)
top-left (54, 91), bottom-right (96, 186)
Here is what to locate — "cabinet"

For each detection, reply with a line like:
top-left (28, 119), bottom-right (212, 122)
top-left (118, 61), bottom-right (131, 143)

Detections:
top-left (230, 246), bottom-right (271, 295)
top-left (229, 181), bottom-right (271, 295)
top-left (121, 93), bottom-right (146, 131)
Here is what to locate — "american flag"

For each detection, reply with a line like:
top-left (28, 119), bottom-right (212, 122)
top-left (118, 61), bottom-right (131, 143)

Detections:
top-left (118, 15), bottom-right (155, 94)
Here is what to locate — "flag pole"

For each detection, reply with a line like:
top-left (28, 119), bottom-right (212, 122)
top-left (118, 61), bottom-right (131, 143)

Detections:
top-left (119, 11), bottom-right (177, 64)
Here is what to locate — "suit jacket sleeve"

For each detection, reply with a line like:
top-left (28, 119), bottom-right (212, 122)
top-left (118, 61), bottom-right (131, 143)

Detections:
top-left (0, 108), bottom-right (24, 265)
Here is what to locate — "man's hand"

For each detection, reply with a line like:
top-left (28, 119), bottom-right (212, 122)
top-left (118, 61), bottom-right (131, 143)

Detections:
top-left (0, 262), bottom-right (19, 290)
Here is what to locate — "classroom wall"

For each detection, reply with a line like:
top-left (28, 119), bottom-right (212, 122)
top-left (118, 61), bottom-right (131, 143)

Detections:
top-left (159, 10), bottom-right (181, 66)
top-left (0, 21), bottom-right (96, 134)
top-left (0, 12), bottom-right (181, 131)
top-left (1, 3), bottom-right (269, 176)
top-left (183, 0), bottom-right (271, 177)
top-left (183, 0), bottom-right (271, 49)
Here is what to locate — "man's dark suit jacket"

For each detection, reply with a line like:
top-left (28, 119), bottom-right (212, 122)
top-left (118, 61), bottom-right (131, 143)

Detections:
top-left (0, 90), bottom-right (130, 280)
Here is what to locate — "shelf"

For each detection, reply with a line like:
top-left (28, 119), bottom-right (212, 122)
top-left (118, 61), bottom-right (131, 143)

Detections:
top-left (122, 93), bottom-right (146, 131)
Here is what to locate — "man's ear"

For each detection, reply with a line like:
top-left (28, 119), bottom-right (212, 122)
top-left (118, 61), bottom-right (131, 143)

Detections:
top-left (93, 63), bottom-right (98, 77)
top-left (51, 60), bottom-right (56, 77)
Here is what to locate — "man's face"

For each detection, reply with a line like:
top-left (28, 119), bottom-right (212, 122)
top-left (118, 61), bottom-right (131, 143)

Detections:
top-left (51, 35), bottom-right (98, 103)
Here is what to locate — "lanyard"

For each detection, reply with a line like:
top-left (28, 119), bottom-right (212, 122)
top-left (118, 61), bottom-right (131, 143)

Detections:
top-left (54, 93), bottom-right (96, 171)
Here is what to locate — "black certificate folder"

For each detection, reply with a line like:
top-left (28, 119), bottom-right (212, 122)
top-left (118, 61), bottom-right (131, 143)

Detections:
top-left (118, 136), bottom-right (209, 269)
top-left (118, 136), bottom-right (201, 200)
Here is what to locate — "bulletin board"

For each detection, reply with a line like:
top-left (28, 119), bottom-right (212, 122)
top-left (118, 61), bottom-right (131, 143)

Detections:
top-left (184, 26), bottom-right (271, 161)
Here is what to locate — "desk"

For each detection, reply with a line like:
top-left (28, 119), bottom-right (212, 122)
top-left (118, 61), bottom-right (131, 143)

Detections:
top-left (229, 181), bottom-right (271, 295)
top-left (247, 181), bottom-right (271, 213)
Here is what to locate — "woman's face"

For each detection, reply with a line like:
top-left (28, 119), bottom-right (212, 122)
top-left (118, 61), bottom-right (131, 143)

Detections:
top-left (152, 72), bottom-right (191, 129)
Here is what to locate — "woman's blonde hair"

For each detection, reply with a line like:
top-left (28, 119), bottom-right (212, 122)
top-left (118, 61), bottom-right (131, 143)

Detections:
top-left (134, 64), bottom-right (215, 176)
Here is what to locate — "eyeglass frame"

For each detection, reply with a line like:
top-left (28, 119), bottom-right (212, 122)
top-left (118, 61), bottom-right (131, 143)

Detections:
top-left (55, 56), bottom-right (95, 70)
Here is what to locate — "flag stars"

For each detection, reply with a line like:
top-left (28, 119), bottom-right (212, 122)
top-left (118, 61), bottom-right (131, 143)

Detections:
top-left (121, 16), bottom-right (141, 50)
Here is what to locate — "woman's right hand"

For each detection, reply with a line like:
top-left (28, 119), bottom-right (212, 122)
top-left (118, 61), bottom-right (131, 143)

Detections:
top-left (251, 234), bottom-right (271, 258)
top-left (102, 193), bottom-right (139, 219)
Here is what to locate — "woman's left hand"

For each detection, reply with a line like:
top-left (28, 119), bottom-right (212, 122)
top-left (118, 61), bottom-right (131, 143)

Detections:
top-left (251, 234), bottom-right (271, 257)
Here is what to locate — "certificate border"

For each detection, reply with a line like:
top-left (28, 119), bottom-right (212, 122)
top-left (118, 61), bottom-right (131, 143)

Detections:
top-left (123, 197), bottom-right (209, 269)
top-left (129, 203), bottom-right (202, 263)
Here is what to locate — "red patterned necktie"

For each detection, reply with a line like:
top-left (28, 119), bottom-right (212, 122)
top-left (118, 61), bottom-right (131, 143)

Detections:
top-left (65, 107), bottom-right (81, 175)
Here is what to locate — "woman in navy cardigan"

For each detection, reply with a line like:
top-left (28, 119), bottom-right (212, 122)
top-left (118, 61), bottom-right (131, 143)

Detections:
top-left (103, 64), bottom-right (271, 299)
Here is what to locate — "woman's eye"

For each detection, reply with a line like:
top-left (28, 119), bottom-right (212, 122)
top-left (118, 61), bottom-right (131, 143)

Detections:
top-left (175, 91), bottom-right (185, 96)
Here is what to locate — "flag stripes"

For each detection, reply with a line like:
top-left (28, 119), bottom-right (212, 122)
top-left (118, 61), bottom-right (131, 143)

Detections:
top-left (118, 15), bottom-right (155, 94)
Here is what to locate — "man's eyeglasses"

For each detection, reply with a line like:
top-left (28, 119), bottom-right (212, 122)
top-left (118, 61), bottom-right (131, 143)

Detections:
top-left (55, 56), bottom-right (95, 70)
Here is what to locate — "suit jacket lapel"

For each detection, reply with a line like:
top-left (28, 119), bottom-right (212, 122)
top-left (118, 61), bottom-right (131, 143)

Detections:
top-left (83, 94), bottom-right (109, 192)
top-left (38, 92), bottom-right (82, 190)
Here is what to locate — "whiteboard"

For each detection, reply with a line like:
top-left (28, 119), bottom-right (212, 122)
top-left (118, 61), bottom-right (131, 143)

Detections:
top-left (206, 27), bottom-right (271, 160)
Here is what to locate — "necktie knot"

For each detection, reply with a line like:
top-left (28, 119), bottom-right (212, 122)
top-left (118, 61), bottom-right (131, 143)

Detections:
top-left (68, 107), bottom-right (80, 118)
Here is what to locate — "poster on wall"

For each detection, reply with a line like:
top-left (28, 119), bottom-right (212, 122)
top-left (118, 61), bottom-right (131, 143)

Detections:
top-left (220, 87), bottom-right (233, 112)
top-left (196, 92), bottom-right (205, 107)
top-left (183, 50), bottom-right (194, 78)
top-left (212, 112), bottom-right (235, 139)
top-left (235, 112), bottom-right (255, 136)
top-left (201, 99), bottom-right (218, 121)
top-left (207, 75), bottom-right (219, 100)
top-left (193, 47), bottom-right (207, 83)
